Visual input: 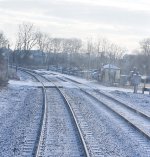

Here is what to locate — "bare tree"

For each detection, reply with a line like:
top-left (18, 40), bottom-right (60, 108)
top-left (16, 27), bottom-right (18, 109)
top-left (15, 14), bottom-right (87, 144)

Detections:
top-left (0, 32), bottom-right (9, 48)
top-left (84, 38), bottom-right (126, 69)
top-left (15, 23), bottom-right (39, 65)
top-left (16, 23), bottom-right (38, 52)
top-left (109, 43), bottom-right (126, 64)
top-left (71, 38), bottom-right (82, 53)
top-left (52, 38), bottom-right (62, 53)
top-left (95, 38), bottom-right (109, 68)
top-left (36, 31), bottom-right (50, 64)
top-left (140, 38), bottom-right (150, 56)
top-left (70, 39), bottom-right (82, 67)
top-left (36, 32), bottom-right (50, 51)
top-left (44, 37), bottom-right (54, 69)
top-left (139, 38), bottom-right (150, 74)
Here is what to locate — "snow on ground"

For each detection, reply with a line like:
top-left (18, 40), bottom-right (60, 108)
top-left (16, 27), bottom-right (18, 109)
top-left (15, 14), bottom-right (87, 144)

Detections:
top-left (0, 72), bottom-right (43, 156)
top-left (40, 70), bottom-right (150, 156)
top-left (11, 69), bottom-right (150, 156)
top-left (37, 70), bottom-right (134, 92)
top-left (44, 88), bottom-right (83, 156)
top-left (109, 90), bottom-right (150, 116)
top-left (40, 70), bottom-right (150, 108)
top-left (8, 70), bottom-right (42, 87)
top-left (11, 71), bottom-right (54, 87)
top-left (17, 70), bottom-right (36, 82)
top-left (63, 88), bottom-right (150, 157)
top-left (8, 80), bottom-right (42, 87)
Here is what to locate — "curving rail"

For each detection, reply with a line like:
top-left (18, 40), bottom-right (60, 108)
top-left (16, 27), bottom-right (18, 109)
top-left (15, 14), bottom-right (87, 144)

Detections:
top-left (19, 68), bottom-right (90, 157)
top-left (19, 68), bottom-right (150, 156)
top-left (18, 68), bottom-right (48, 157)
top-left (51, 73), bottom-right (150, 141)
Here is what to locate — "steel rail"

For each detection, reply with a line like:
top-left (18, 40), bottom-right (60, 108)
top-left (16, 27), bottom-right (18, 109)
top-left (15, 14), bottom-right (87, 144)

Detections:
top-left (52, 74), bottom-right (150, 140)
top-left (80, 89), bottom-right (150, 140)
top-left (58, 75), bottom-right (150, 119)
top-left (19, 68), bottom-right (90, 157)
top-left (18, 68), bottom-right (48, 157)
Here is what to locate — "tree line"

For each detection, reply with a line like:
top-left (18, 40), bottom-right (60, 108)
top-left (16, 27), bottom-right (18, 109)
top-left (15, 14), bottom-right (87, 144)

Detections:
top-left (0, 22), bottom-right (150, 75)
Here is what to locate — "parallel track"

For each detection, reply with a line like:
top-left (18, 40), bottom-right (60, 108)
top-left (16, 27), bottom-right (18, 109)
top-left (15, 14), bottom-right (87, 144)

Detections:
top-left (18, 69), bottom-right (47, 157)
top-left (48, 72), bottom-right (150, 141)
top-left (19, 68), bottom-right (150, 156)
top-left (19, 68), bottom-right (90, 157)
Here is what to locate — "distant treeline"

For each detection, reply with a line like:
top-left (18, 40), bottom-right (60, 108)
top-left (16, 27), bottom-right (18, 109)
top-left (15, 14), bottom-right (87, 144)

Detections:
top-left (1, 22), bottom-right (150, 75)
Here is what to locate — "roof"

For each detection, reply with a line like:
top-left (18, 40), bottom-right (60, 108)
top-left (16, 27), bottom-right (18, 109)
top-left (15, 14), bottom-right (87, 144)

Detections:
top-left (103, 64), bottom-right (120, 70)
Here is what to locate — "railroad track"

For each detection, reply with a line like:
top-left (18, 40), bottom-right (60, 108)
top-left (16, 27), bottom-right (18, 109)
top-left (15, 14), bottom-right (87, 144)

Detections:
top-left (47, 74), bottom-right (150, 155)
top-left (18, 69), bottom-right (47, 157)
top-left (19, 68), bottom-right (91, 157)
top-left (82, 90), bottom-right (150, 138)
top-left (35, 71), bottom-right (150, 155)
top-left (41, 75), bottom-right (104, 156)
top-left (19, 68), bottom-right (150, 156)
top-left (44, 72), bottom-right (150, 141)
top-left (46, 72), bottom-right (150, 116)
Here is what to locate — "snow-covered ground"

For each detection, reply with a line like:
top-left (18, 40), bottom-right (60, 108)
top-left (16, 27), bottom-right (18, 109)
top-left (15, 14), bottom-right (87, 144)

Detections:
top-left (17, 70), bottom-right (36, 82)
top-left (40, 70), bottom-right (150, 156)
top-left (36, 70), bottom-right (134, 92)
top-left (109, 90), bottom-right (150, 116)
top-left (37, 69), bottom-right (150, 120)
top-left (63, 88), bottom-right (150, 157)
top-left (0, 72), bottom-right (43, 157)
top-left (43, 88), bottom-right (84, 156)
top-left (1, 69), bottom-right (150, 156)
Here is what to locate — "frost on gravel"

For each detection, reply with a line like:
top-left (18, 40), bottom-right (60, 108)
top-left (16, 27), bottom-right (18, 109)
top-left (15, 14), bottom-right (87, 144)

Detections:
top-left (109, 90), bottom-right (150, 116)
top-left (43, 88), bottom-right (83, 157)
top-left (0, 84), bottom-right (42, 157)
top-left (63, 88), bottom-right (150, 157)
top-left (17, 71), bottom-right (36, 81)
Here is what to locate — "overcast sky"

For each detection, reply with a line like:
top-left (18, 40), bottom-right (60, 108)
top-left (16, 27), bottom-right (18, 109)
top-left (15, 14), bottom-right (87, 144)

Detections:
top-left (0, 0), bottom-right (150, 51)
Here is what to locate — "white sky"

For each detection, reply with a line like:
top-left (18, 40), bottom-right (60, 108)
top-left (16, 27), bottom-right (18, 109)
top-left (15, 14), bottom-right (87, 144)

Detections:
top-left (0, 0), bottom-right (150, 51)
